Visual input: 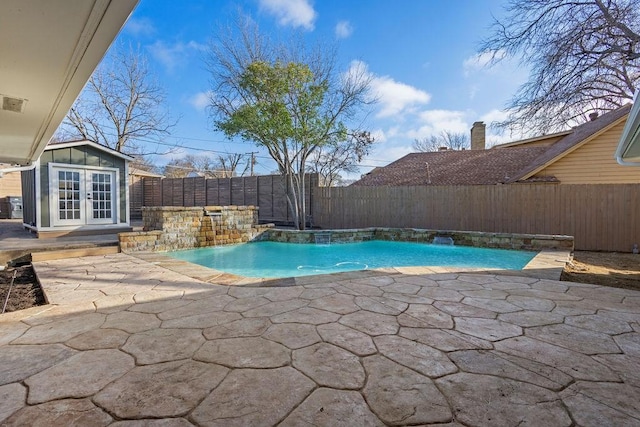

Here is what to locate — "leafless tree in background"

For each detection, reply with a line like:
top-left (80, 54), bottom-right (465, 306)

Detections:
top-left (162, 155), bottom-right (218, 178)
top-left (413, 131), bottom-right (469, 152)
top-left (307, 131), bottom-right (374, 186)
top-left (480, 0), bottom-right (640, 134)
top-left (162, 153), bottom-right (250, 178)
top-left (61, 45), bottom-right (178, 155)
top-left (217, 153), bottom-right (250, 177)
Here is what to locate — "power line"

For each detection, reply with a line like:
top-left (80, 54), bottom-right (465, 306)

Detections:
top-left (95, 131), bottom-right (393, 171)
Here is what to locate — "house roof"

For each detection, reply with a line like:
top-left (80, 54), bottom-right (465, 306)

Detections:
top-left (129, 167), bottom-right (164, 178)
top-left (45, 139), bottom-right (134, 161)
top-left (352, 147), bottom-right (548, 186)
top-left (354, 104), bottom-right (632, 187)
top-left (504, 104), bottom-right (632, 183)
top-left (493, 130), bottom-right (572, 149)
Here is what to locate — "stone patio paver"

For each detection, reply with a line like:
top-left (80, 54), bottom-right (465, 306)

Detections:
top-left (93, 360), bottom-right (228, 419)
top-left (25, 349), bottom-right (134, 404)
top-left (194, 337), bottom-right (290, 368)
top-left (262, 323), bottom-right (321, 349)
top-left (3, 398), bottom-right (113, 427)
top-left (190, 367), bottom-right (314, 426)
top-left (1, 252), bottom-right (639, 426)
top-left (122, 328), bottom-right (205, 364)
top-left (0, 344), bottom-right (77, 385)
top-left (436, 372), bottom-right (572, 426)
top-left (362, 354), bottom-right (452, 425)
top-left (0, 383), bottom-right (26, 424)
top-left (292, 343), bottom-right (365, 389)
top-left (279, 388), bottom-right (384, 427)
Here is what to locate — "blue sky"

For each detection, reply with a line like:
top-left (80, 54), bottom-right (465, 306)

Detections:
top-left (113, 0), bottom-right (528, 177)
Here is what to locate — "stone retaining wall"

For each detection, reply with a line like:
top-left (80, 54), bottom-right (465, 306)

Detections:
top-left (266, 228), bottom-right (574, 251)
top-left (120, 206), bottom-right (574, 253)
top-left (119, 206), bottom-right (272, 252)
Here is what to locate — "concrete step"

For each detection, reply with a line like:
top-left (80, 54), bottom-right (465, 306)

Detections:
top-left (30, 246), bottom-right (120, 262)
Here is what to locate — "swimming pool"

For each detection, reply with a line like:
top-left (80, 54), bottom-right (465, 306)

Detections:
top-left (167, 240), bottom-right (537, 278)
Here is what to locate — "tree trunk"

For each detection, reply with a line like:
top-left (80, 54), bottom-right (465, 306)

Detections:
top-left (284, 172), bottom-right (303, 230)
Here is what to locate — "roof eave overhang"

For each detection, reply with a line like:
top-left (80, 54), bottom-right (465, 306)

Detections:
top-left (0, 0), bottom-right (139, 166)
top-left (615, 91), bottom-right (640, 165)
top-left (511, 113), bottom-right (631, 183)
top-left (45, 140), bottom-right (134, 161)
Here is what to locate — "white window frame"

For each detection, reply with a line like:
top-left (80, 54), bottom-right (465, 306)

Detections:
top-left (48, 163), bottom-right (120, 227)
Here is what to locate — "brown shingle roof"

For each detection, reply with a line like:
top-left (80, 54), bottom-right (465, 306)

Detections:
top-left (352, 146), bottom-right (548, 186)
top-left (504, 104), bottom-right (632, 183)
top-left (354, 104), bottom-right (632, 187)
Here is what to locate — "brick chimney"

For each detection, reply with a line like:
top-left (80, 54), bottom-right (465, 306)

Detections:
top-left (470, 121), bottom-right (486, 150)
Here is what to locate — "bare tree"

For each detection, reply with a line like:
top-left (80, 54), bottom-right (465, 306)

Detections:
top-left (481, 0), bottom-right (640, 134)
top-left (61, 45), bottom-right (178, 154)
top-left (206, 16), bottom-right (374, 229)
top-left (217, 153), bottom-right (249, 177)
top-left (413, 131), bottom-right (469, 152)
top-left (162, 153), bottom-right (250, 178)
top-left (162, 155), bottom-right (218, 178)
top-left (307, 131), bottom-right (374, 186)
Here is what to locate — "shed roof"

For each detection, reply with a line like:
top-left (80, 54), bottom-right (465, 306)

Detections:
top-left (45, 139), bottom-right (134, 161)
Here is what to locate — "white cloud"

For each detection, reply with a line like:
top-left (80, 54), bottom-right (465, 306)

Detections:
top-left (335, 20), bottom-right (353, 39)
top-left (370, 128), bottom-right (386, 143)
top-left (347, 61), bottom-right (431, 118)
top-left (373, 77), bottom-right (431, 118)
top-left (480, 109), bottom-right (509, 125)
top-left (405, 109), bottom-right (469, 139)
top-left (124, 17), bottom-right (156, 37)
top-left (148, 40), bottom-right (206, 73)
top-left (463, 49), bottom-right (506, 76)
top-left (259, 0), bottom-right (317, 30)
top-left (188, 91), bottom-right (213, 112)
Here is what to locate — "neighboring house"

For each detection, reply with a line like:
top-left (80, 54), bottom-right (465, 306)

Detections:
top-left (353, 104), bottom-right (638, 186)
top-left (0, 164), bottom-right (22, 219)
top-left (0, 165), bottom-right (23, 218)
top-left (21, 140), bottom-right (133, 238)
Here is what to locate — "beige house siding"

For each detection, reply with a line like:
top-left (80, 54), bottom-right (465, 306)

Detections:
top-left (0, 170), bottom-right (22, 197)
top-left (533, 121), bottom-right (640, 184)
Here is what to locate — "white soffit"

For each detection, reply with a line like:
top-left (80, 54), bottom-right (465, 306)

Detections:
top-left (0, 0), bottom-right (138, 165)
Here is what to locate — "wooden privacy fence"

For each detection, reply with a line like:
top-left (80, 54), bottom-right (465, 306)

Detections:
top-left (137, 174), bottom-right (319, 225)
top-left (312, 184), bottom-right (640, 252)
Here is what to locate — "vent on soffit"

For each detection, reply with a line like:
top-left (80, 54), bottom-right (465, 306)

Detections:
top-left (1, 95), bottom-right (28, 113)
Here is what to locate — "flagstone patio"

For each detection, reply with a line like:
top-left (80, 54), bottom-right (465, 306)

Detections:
top-left (1, 252), bottom-right (639, 426)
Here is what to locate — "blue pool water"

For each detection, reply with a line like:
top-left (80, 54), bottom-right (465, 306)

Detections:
top-left (167, 240), bottom-right (537, 278)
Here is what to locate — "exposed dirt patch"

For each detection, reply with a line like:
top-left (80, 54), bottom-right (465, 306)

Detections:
top-left (0, 264), bottom-right (47, 313)
top-left (561, 251), bottom-right (640, 291)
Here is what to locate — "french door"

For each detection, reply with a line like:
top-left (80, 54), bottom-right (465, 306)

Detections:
top-left (51, 166), bottom-right (117, 226)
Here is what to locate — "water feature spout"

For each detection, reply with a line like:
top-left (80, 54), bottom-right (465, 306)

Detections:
top-left (314, 232), bottom-right (331, 245)
top-left (433, 236), bottom-right (454, 245)
top-left (205, 211), bottom-right (223, 246)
